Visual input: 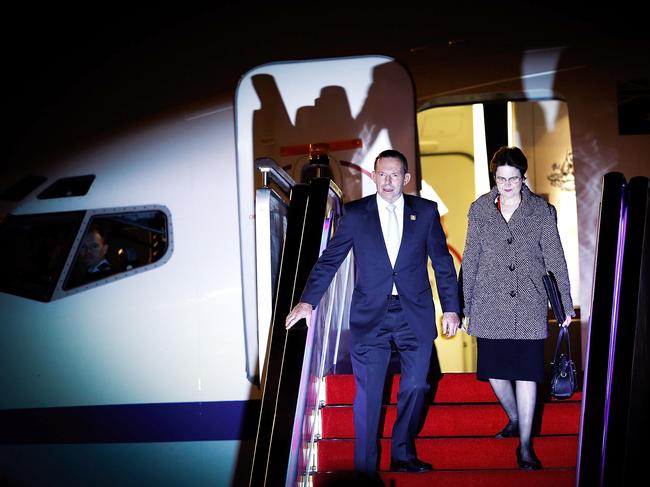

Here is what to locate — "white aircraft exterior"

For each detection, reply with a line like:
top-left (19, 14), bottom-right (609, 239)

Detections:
top-left (0, 23), bottom-right (647, 486)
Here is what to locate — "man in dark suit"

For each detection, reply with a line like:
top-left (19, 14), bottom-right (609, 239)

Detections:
top-left (286, 149), bottom-right (460, 475)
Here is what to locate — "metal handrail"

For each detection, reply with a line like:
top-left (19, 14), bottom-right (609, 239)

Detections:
top-left (285, 182), bottom-right (354, 486)
top-left (255, 157), bottom-right (295, 194)
top-left (290, 252), bottom-right (354, 485)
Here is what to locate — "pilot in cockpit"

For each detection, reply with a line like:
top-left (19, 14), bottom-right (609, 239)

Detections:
top-left (79, 223), bottom-right (112, 278)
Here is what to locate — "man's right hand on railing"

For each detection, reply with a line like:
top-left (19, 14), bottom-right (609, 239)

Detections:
top-left (285, 302), bottom-right (313, 330)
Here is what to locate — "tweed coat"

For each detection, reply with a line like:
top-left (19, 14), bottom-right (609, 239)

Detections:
top-left (462, 185), bottom-right (575, 339)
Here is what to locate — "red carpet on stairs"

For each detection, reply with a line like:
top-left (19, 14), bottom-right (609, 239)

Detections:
top-left (314, 372), bottom-right (581, 486)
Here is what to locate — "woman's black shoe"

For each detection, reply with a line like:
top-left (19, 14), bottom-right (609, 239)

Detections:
top-left (516, 445), bottom-right (542, 470)
top-left (495, 420), bottom-right (519, 438)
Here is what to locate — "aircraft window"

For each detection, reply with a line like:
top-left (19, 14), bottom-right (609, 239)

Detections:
top-left (37, 175), bottom-right (95, 199)
top-left (0, 175), bottom-right (47, 201)
top-left (0, 211), bottom-right (85, 302)
top-left (63, 210), bottom-right (170, 290)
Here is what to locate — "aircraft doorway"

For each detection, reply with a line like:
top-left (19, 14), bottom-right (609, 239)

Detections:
top-left (418, 98), bottom-right (581, 372)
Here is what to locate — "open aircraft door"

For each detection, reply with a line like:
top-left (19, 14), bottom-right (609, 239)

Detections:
top-left (234, 56), bottom-right (419, 385)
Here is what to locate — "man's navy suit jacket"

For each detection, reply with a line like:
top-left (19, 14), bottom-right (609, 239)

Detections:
top-left (300, 193), bottom-right (460, 345)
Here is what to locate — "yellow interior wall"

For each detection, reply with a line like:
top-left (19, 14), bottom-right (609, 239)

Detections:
top-left (417, 105), bottom-right (477, 372)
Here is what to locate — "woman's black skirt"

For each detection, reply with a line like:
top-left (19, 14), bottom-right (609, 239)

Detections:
top-left (476, 337), bottom-right (545, 383)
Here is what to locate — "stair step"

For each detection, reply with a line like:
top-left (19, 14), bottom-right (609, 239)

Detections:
top-left (317, 435), bottom-right (577, 471)
top-left (325, 373), bottom-right (582, 405)
top-left (313, 468), bottom-right (576, 487)
top-left (321, 402), bottom-right (581, 438)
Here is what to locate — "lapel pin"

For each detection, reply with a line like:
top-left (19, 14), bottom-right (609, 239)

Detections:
top-left (410, 215), bottom-right (416, 221)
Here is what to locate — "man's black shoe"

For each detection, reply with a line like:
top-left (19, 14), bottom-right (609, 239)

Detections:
top-left (389, 458), bottom-right (432, 472)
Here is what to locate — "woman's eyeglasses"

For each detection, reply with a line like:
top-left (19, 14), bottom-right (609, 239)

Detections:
top-left (496, 176), bottom-right (523, 185)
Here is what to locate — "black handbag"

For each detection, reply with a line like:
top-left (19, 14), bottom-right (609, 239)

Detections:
top-left (550, 325), bottom-right (578, 399)
top-left (543, 271), bottom-right (578, 399)
top-left (542, 271), bottom-right (564, 323)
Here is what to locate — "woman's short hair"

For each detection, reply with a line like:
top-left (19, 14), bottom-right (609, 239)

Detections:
top-left (374, 149), bottom-right (408, 175)
top-left (489, 146), bottom-right (528, 178)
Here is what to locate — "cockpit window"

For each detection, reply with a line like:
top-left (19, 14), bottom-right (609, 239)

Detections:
top-left (37, 175), bottom-right (95, 199)
top-left (0, 211), bottom-right (85, 301)
top-left (0, 206), bottom-right (173, 302)
top-left (63, 210), bottom-right (170, 291)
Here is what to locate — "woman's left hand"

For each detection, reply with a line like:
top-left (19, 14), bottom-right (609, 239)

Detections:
top-left (561, 315), bottom-right (572, 328)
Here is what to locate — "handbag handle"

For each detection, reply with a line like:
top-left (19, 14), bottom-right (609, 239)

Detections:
top-left (553, 326), bottom-right (572, 364)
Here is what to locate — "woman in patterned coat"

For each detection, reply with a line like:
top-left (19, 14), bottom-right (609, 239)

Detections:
top-left (461, 146), bottom-right (574, 470)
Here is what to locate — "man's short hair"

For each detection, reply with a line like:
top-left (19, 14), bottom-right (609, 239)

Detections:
top-left (374, 149), bottom-right (408, 175)
top-left (88, 221), bottom-right (110, 245)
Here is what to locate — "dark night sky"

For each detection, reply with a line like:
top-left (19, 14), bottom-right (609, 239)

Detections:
top-left (3, 3), bottom-right (646, 167)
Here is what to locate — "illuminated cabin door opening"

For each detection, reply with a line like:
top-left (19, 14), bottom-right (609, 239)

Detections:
top-left (418, 98), bottom-right (580, 373)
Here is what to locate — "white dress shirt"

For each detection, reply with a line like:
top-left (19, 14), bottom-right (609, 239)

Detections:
top-left (377, 193), bottom-right (404, 295)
